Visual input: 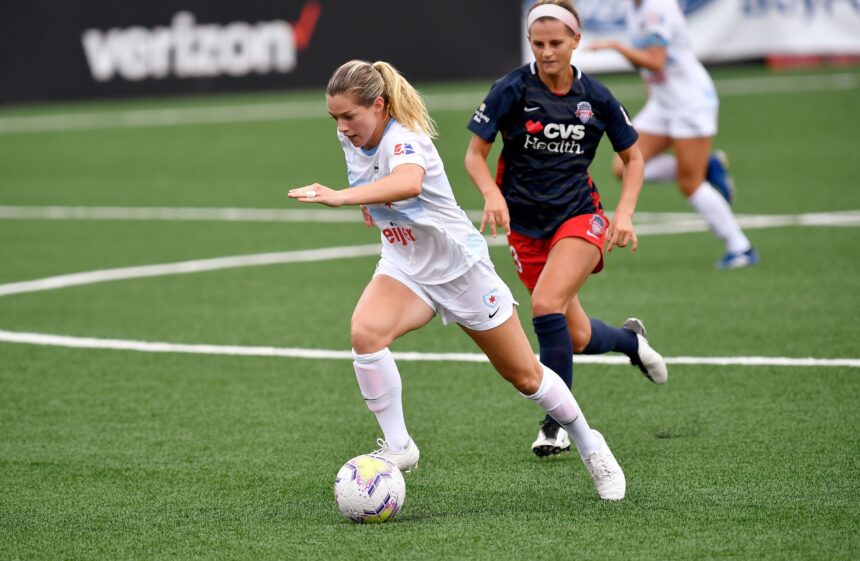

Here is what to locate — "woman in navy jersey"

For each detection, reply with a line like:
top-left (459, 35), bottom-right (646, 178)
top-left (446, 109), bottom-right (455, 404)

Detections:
top-left (465, 0), bottom-right (668, 457)
top-left (290, 59), bottom-right (626, 500)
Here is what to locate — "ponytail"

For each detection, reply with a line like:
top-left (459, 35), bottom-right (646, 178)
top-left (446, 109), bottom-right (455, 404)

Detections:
top-left (372, 61), bottom-right (437, 138)
top-left (326, 59), bottom-right (437, 138)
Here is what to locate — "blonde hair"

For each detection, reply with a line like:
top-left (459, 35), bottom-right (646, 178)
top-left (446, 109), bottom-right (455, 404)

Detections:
top-left (527, 0), bottom-right (581, 32)
top-left (326, 60), bottom-right (437, 138)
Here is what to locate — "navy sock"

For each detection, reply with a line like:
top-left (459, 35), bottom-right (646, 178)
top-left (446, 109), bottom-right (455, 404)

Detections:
top-left (533, 313), bottom-right (573, 425)
top-left (583, 318), bottom-right (639, 359)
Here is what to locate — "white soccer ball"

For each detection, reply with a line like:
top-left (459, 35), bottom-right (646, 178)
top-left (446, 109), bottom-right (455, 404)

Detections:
top-left (334, 454), bottom-right (406, 523)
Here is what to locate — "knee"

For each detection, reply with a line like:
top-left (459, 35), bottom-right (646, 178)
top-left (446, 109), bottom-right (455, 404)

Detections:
top-left (350, 318), bottom-right (392, 355)
top-left (531, 293), bottom-right (565, 318)
top-left (509, 362), bottom-right (544, 395)
top-left (677, 170), bottom-right (705, 197)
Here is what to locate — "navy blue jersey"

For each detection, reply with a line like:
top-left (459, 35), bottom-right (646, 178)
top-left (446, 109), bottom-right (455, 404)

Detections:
top-left (468, 63), bottom-right (638, 239)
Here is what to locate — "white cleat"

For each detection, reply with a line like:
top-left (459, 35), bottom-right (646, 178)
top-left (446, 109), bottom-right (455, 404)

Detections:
top-left (370, 438), bottom-right (420, 472)
top-left (531, 418), bottom-right (571, 458)
top-left (623, 318), bottom-right (668, 384)
top-left (581, 430), bottom-right (626, 501)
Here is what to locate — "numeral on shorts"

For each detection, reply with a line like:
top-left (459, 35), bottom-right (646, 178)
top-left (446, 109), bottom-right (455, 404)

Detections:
top-left (509, 245), bottom-right (523, 274)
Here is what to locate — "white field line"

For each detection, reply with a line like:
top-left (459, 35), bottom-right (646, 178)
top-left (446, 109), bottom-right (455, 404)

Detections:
top-left (0, 205), bottom-right (366, 223)
top-left (2, 206), bottom-right (860, 231)
top-left (0, 210), bottom-right (858, 299)
top-left (0, 329), bottom-right (857, 367)
top-left (0, 72), bottom-right (856, 134)
top-left (0, 244), bottom-right (380, 297)
top-left (0, 208), bottom-right (857, 366)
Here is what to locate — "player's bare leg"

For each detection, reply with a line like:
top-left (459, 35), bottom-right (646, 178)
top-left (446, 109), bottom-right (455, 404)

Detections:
top-left (675, 136), bottom-right (755, 268)
top-left (524, 238), bottom-right (598, 455)
top-left (612, 132), bottom-right (672, 181)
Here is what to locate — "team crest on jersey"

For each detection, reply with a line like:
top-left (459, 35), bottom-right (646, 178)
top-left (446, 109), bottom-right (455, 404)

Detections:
top-left (393, 143), bottom-right (414, 156)
top-left (482, 289), bottom-right (500, 309)
top-left (589, 214), bottom-right (606, 237)
top-left (575, 101), bottom-right (594, 124)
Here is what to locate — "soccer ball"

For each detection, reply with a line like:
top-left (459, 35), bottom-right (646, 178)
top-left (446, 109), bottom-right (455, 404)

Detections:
top-left (334, 454), bottom-right (405, 523)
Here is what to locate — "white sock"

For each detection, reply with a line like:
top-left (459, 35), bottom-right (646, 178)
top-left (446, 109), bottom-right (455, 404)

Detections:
top-left (523, 365), bottom-right (600, 458)
top-left (644, 154), bottom-right (677, 183)
top-left (353, 348), bottom-right (410, 450)
top-left (688, 182), bottom-right (752, 254)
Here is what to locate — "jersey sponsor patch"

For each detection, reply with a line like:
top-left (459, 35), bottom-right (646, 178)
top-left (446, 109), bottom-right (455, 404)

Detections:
top-left (575, 101), bottom-right (594, 124)
top-left (393, 143), bottom-right (415, 156)
top-left (382, 220), bottom-right (417, 246)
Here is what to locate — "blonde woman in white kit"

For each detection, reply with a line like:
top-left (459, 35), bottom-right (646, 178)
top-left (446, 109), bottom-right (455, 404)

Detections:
top-left (288, 59), bottom-right (627, 500)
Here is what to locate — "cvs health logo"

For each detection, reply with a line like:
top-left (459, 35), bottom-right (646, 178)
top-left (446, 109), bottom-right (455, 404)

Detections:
top-left (523, 119), bottom-right (586, 155)
top-left (81, 1), bottom-right (321, 82)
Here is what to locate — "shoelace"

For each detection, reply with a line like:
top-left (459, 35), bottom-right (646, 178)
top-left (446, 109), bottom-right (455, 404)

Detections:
top-left (586, 453), bottom-right (615, 481)
top-left (373, 437), bottom-right (390, 455)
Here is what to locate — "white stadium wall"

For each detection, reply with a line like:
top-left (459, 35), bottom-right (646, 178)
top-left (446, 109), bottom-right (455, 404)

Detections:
top-left (521, 0), bottom-right (860, 72)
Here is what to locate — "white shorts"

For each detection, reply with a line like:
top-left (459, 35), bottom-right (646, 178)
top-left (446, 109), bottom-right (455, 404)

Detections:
top-left (374, 257), bottom-right (517, 331)
top-left (634, 98), bottom-right (718, 139)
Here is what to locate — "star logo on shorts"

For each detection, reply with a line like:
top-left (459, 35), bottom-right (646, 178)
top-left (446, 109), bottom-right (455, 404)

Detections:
top-left (483, 289), bottom-right (501, 316)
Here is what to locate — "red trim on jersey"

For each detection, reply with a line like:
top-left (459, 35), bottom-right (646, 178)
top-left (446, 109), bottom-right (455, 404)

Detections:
top-left (495, 154), bottom-right (505, 187)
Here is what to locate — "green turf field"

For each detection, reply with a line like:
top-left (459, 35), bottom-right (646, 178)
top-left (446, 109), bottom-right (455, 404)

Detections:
top-left (1, 66), bottom-right (858, 560)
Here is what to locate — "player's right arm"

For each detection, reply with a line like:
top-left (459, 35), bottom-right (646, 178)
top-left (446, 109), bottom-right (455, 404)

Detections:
top-left (288, 163), bottom-right (424, 207)
top-left (465, 134), bottom-right (509, 237)
top-left (465, 74), bottom-right (521, 237)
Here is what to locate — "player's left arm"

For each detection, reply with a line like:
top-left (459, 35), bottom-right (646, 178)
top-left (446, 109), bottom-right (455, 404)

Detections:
top-left (288, 163), bottom-right (424, 207)
top-left (586, 40), bottom-right (667, 72)
top-left (606, 143), bottom-right (644, 253)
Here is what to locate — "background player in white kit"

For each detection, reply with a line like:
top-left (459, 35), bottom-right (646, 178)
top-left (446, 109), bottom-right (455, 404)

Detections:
top-left (589, 0), bottom-right (758, 269)
top-left (288, 59), bottom-right (627, 500)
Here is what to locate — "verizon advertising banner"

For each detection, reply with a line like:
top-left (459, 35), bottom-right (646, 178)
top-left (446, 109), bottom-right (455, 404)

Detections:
top-left (0, 1), bottom-right (521, 104)
top-left (522, 0), bottom-right (860, 71)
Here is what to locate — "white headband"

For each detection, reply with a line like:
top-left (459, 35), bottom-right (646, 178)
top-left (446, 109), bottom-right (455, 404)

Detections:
top-left (527, 4), bottom-right (580, 35)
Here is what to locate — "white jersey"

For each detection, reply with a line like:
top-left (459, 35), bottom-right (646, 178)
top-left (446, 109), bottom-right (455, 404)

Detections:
top-left (339, 119), bottom-right (488, 285)
top-left (626, 0), bottom-right (718, 111)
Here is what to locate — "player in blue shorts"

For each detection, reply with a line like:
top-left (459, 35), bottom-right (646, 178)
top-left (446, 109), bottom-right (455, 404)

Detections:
top-left (290, 59), bottom-right (626, 499)
top-left (587, 0), bottom-right (758, 269)
top-left (465, 0), bottom-right (668, 457)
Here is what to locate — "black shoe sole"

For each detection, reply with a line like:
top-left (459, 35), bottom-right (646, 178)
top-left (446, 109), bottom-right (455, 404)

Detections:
top-left (532, 444), bottom-right (571, 458)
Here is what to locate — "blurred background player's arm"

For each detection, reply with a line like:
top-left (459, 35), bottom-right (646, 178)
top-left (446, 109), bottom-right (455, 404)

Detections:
top-left (587, 39), bottom-right (667, 72)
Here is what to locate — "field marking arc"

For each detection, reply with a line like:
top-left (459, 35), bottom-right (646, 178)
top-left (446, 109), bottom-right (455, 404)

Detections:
top-left (0, 209), bottom-right (858, 367)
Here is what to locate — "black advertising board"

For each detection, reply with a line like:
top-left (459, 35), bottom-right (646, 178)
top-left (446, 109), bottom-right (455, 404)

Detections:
top-left (0, 0), bottom-right (521, 104)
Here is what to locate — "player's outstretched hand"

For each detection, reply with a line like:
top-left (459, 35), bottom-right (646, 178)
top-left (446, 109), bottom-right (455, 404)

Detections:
top-left (480, 190), bottom-right (511, 238)
top-left (606, 212), bottom-right (638, 253)
top-left (288, 183), bottom-right (345, 207)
